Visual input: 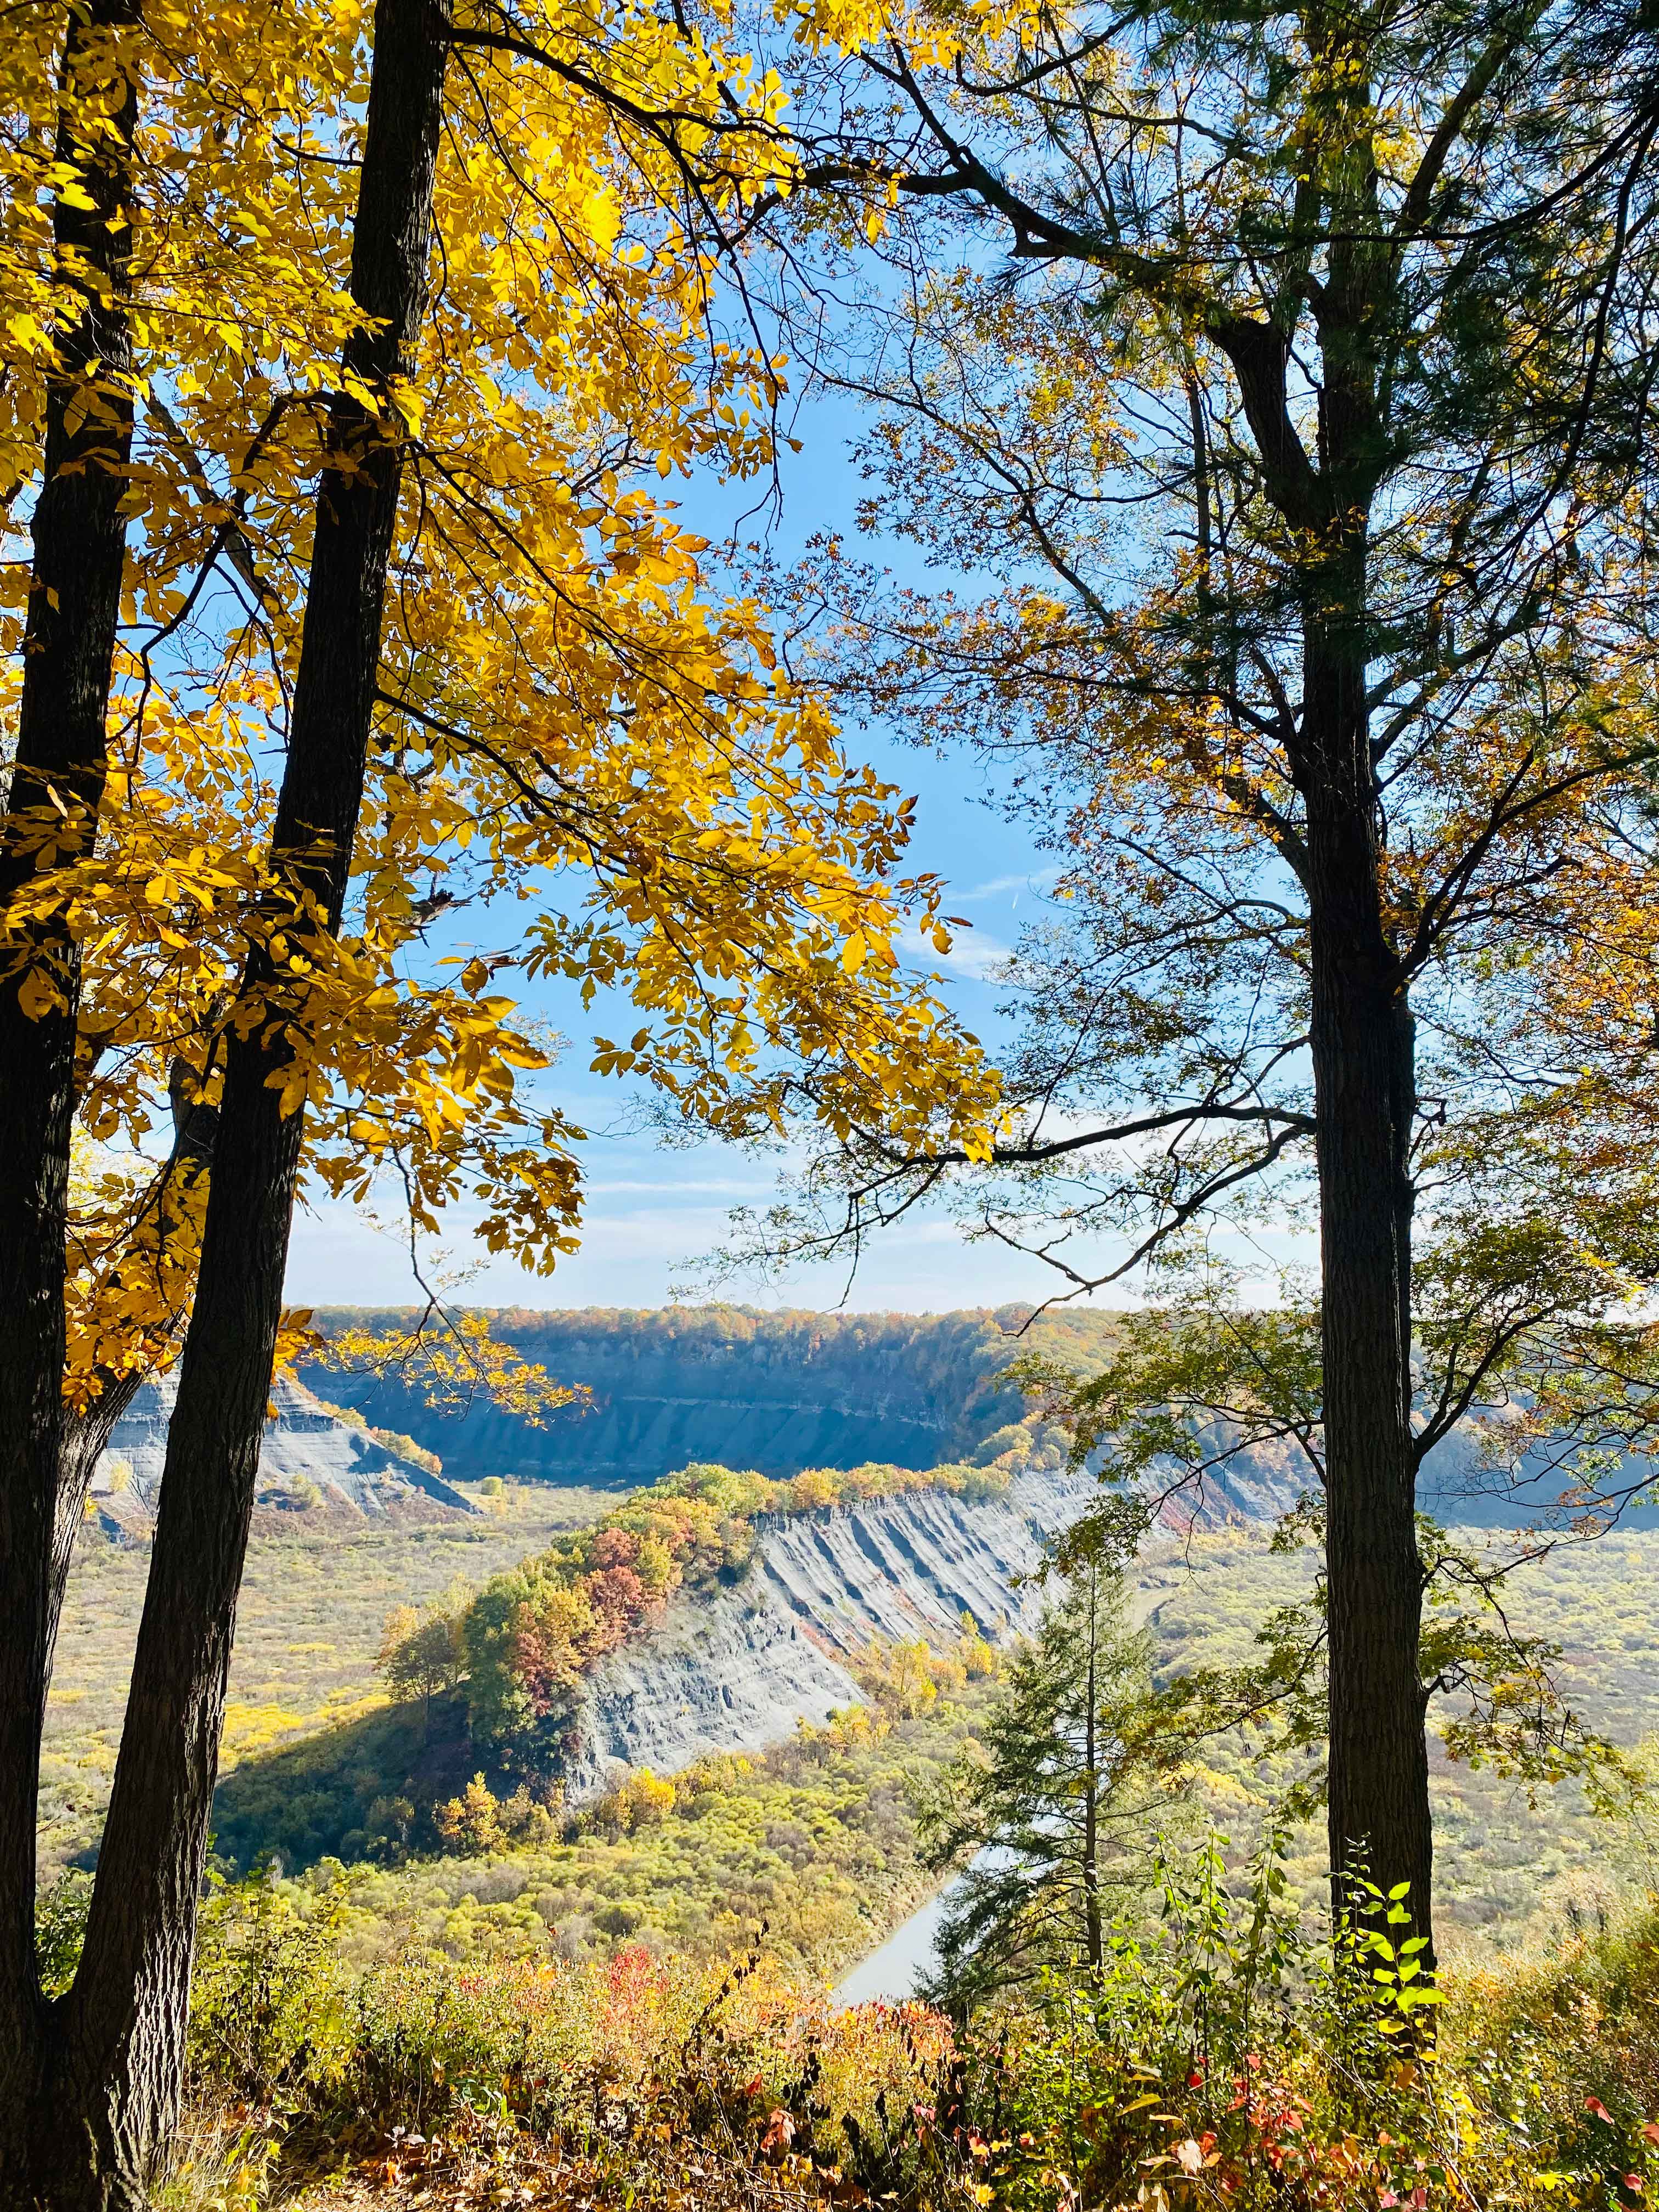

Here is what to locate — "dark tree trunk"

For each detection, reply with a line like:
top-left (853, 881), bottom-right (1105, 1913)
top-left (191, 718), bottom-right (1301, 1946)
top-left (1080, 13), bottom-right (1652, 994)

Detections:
top-left (1301, 530), bottom-right (1431, 1965)
top-left (1218, 102), bottom-right (1435, 1967)
top-left (22, 1), bottom-right (448, 2200)
top-left (48, 1374), bottom-right (144, 1666)
top-left (1300, 162), bottom-right (1434, 1964)
top-left (0, 0), bottom-right (137, 2166)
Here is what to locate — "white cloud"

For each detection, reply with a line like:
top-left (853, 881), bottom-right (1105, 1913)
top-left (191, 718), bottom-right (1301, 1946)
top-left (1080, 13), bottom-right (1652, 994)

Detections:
top-left (899, 922), bottom-right (1014, 984)
top-left (955, 865), bottom-right (1063, 904)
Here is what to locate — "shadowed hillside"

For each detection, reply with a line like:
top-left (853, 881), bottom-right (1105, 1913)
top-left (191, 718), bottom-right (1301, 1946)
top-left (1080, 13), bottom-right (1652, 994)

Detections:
top-left (304, 1305), bottom-right (1124, 1486)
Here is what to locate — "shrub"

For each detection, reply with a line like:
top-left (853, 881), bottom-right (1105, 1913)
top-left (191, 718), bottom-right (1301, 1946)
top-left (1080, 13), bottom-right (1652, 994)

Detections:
top-left (190, 1876), bottom-right (354, 2105)
top-left (500, 1784), bottom-right (560, 1848)
top-left (35, 1870), bottom-right (92, 2000)
top-left (362, 1795), bottom-right (416, 1864)
top-left (589, 1766), bottom-right (678, 1838)
top-left (436, 1775), bottom-right (506, 1855)
top-left (855, 1634), bottom-right (990, 1719)
top-left (181, 1906), bottom-right (972, 2210)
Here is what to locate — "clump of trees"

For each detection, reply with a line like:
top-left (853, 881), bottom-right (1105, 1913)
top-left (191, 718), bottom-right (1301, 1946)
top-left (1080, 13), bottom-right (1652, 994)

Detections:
top-left (0, 0), bottom-right (997, 2191)
top-left (433, 1772), bottom-right (558, 1854)
top-left (376, 1582), bottom-right (470, 1735)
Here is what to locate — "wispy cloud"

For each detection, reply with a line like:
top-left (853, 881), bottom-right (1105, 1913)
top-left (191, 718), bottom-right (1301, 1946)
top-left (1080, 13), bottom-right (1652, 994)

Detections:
top-left (899, 922), bottom-right (1013, 983)
top-left (955, 865), bottom-right (1063, 904)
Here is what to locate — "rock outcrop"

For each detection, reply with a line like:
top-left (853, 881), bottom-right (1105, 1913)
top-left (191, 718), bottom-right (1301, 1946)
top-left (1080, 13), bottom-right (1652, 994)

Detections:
top-left (561, 1442), bottom-right (1305, 1799)
top-left (560, 1470), bottom-right (1084, 1799)
top-left (93, 1373), bottom-right (480, 1525)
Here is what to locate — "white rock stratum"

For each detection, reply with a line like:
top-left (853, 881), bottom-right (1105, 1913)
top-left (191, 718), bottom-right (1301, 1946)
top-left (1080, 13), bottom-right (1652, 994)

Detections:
top-left (559, 1471), bottom-right (1083, 1800)
top-left (561, 1448), bottom-right (1305, 1801)
top-left (92, 1373), bottom-right (479, 1528)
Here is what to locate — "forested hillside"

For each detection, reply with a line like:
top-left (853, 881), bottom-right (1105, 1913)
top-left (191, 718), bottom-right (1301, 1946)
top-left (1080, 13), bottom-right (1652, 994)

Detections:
top-left (304, 1305), bottom-right (1124, 1484)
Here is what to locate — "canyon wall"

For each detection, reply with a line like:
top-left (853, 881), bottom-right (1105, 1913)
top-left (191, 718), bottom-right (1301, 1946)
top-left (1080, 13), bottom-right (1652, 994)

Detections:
top-left (560, 1444), bottom-right (1310, 1799)
top-left (301, 1305), bottom-right (1113, 1485)
top-left (93, 1373), bottom-right (478, 1531)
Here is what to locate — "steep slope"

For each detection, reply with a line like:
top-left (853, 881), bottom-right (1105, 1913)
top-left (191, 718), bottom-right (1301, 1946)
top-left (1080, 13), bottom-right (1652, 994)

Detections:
top-left (558, 1465), bottom-right (1092, 1797)
top-left (93, 1373), bottom-right (479, 1531)
top-left (560, 1442), bottom-right (1306, 1799)
top-left (303, 1305), bottom-right (1121, 1485)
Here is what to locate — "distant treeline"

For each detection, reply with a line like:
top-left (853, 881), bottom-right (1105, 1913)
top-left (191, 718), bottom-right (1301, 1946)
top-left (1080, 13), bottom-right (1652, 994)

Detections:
top-left (303, 1304), bottom-right (1122, 1486)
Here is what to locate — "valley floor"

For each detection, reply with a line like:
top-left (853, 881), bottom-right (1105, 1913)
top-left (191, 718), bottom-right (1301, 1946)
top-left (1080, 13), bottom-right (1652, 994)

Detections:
top-left (42, 1483), bottom-right (608, 1877)
top-left (45, 1496), bottom-right (1659, 1976)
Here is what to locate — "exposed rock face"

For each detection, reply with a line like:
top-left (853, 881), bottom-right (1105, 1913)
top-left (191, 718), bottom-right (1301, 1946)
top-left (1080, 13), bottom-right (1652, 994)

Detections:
top-left (561, 1472), bottom-right (1083, 1799)
top-left (562, 1444), bottom-right (1305, 1799)
top-left (93, 1373), bottom-right (479, 1523)
top-left (752, 1470), bottom-right (1089, 1655)
top-left (558, 1588), bottom-right (864, 1801)
top-left (303, 1306), bottom-right (1065, 1483)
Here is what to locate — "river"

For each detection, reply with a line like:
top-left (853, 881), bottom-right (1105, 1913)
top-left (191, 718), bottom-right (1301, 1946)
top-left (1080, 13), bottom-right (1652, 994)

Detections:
top-left (834, 1881), bottom-right (958, 2004)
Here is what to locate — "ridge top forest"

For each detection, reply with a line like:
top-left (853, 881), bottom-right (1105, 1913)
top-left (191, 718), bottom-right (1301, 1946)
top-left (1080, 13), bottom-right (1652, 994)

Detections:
top-left (7, 0), bottom-right (1659, 2203)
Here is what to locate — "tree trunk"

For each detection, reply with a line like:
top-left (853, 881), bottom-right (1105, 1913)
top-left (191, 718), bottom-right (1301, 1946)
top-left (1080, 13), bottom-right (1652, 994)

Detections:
top-left (1301, 543), bottom-right (1432, 1965)
top-left (1291, 93), bottom-right (1434, 1963)
top-left (0, 0), bottom-right (138, 2165)
top-left (1080, 1560), bottom-right (1103, 1973)
top-left (22, 2), bottom-right (448, 2199)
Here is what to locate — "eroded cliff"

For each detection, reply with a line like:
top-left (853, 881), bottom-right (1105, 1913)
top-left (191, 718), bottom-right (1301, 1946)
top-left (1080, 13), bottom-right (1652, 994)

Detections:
top-left (93, 1373), bottom-right (478, 1530)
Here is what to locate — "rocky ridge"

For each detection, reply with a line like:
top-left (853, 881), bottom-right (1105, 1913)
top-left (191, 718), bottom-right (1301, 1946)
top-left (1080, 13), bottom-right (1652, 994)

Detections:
top-left (561, 1444), bottom-right (1304, 1801)
top-left (92, 1373), bottom-right (479, 1533)
top-left (302, 1306), bottom-right (1070, 1483)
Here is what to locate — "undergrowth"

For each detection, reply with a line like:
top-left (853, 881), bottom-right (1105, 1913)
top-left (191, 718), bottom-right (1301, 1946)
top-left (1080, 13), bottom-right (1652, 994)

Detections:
top-left (134, 1839), bottom-right (1659, 2212)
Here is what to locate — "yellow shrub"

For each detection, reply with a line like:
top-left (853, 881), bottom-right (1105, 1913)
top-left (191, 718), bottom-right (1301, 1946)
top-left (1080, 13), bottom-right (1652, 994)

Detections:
top-left (436, 1773), bottom-right (505, 1854)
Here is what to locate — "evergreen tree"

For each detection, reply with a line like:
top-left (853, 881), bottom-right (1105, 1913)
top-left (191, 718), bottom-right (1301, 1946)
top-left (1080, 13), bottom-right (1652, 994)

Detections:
top-left (921, 1548), bottom-right (1171, 2008)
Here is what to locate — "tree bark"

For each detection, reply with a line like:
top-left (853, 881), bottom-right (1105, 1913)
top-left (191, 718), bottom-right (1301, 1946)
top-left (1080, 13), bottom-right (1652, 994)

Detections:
top-left (1301, 529), bottom-right (1432, 1963)
top-left (1302, 113), bottom-right (1434, 1962)
top-left (0, 0), bottom-right (138, 2168)
top-left (1215, 52), bottom-right (1435, 1962)
top-left (23, 1), bottom-right (448, 2199)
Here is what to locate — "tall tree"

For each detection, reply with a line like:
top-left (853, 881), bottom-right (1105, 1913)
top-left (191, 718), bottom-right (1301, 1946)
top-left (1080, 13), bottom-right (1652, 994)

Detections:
top-left (920, 1543), bottom-right (1170, 2010)
top-left (0, 0), bottom-right (998, 2195)
top-left (0, 5), bottom-right (140, 2147)
top-left (44, 4), bottom-right (452, 2184)
top-left (738, 0), bottom-right (1659, 1961)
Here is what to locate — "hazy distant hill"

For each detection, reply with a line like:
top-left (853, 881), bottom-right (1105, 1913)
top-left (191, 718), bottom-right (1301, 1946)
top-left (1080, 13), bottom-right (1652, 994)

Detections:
top-left (303, 1305), bottom-right (1121, 1486)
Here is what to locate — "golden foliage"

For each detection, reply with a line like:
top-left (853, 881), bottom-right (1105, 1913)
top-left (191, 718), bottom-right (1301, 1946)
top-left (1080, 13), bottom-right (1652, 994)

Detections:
top-left (1, 0), bottom-right (1000, 1424)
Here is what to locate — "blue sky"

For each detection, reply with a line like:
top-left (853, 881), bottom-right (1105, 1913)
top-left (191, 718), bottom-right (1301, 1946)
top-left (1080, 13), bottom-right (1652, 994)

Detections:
top-left (284, 392), bottom-right (1079, 1316)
